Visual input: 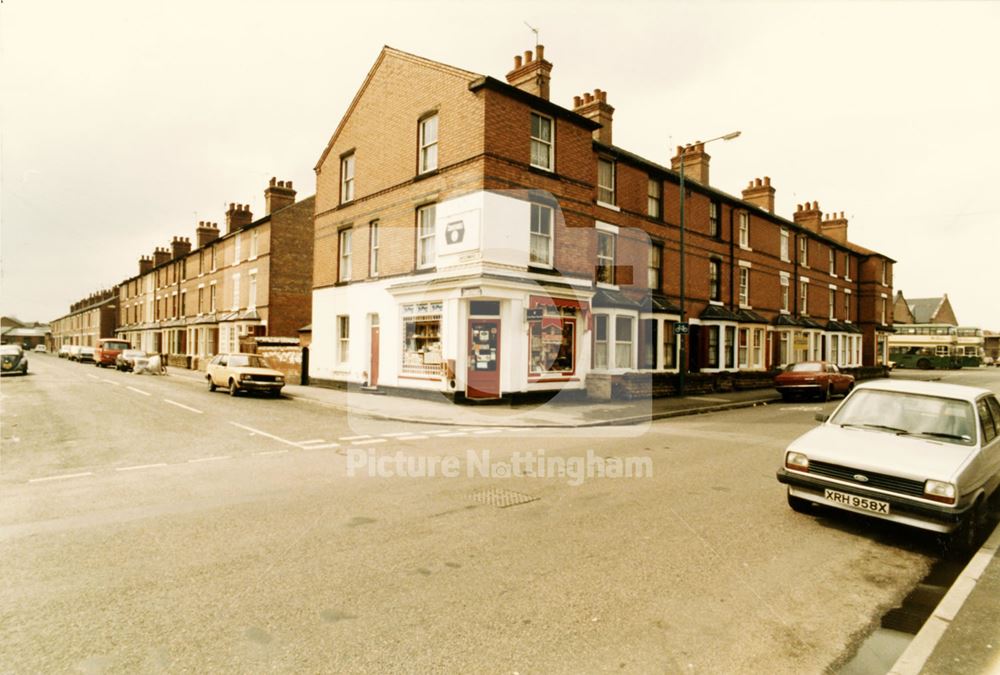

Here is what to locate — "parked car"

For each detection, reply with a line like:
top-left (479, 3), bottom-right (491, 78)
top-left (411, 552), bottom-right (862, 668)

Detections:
top-left (0, 345), bottom-right (28, 375)
top-left (58, 345), bottom-right (71, 358)
top-left (116, 349), bottom-right (149, 372)
top-left (774, 361), bottom-right (854, 402)
top-left (777, 380), bottom-right (1000, 551)
top-left (67, 345), bottom-right (82, 361)
top-left (94, 338), bottom-right (130, 368)
top-left (34, 345), bottom-right (48, 353)
top-left (206, 353), bottom-right (285, 397)
top-left (77, 346), bottom-right (96, 363)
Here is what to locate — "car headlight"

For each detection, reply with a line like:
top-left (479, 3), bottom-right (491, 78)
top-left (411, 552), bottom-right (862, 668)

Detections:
top-left (924, 480), bottom-right (956, 505)
top-left (276, 376), bottom-right (284, 383)
top-left (785, 451), bottom-right (809, 472)
top-left (240, 374), bottom-right (252, 381)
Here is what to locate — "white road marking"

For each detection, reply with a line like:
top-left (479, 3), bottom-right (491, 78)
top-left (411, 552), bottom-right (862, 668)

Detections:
top-left (188, 455), bottom-right (231, 463)
top-left (87, 374), bottom-right (100, 380)
top-left (230, 422), bottom-right (301, 447)
top-left (303, 443), bottom-right (340, 450)
top-left (352, 438), bottom-right (387, 445)
top-left (297, 438), bottom-right (326, 444)
top-left (340, 435), bottom-right (371, 441)
top-left (164, 399), bottom-right (203, 414)
top-left (436, 432), bottom-right (468, 438)
top-left (28, 471), bottom-right (94, 483)
top-left (116, 463), bottom-right (169, 472)
top-left (101, 378), bottom-right (121, 386)
top-left (398, 435), bottom-right (429, 441)
top-left (127, 386), bottom-right (151, 396)
top-left (473, 429), bottom-right (504, 435)
top-left (254, 449), bottom-right (288, 456)
top-left (380, 431), bottom-right (431, 437)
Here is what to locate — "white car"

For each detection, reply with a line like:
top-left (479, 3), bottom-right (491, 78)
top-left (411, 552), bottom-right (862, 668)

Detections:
top-left (206, 353), bottom-right (285, 397)
top-left (777, 380), bottom-right (1000, 550)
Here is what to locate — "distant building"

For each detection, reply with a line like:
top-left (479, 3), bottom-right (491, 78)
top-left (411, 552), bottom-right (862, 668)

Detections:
top-left (891, 291), bottom-right (984, 366)
top-left (0, 324), bottom-right (50, 349)
top-left (50, 289), bottom-right (118, 349)
top-left (892, 292), bottom-right (958, 325)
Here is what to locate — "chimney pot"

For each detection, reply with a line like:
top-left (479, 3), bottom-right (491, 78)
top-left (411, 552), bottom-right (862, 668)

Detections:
top-left (287, 181), bottom-right (293, 189)
top-left (514, 54), bottom-right (522, 68)
top-left (524, 50), bottom-right (533, 63)
top-left (536, 44), bottom-right (545, 60)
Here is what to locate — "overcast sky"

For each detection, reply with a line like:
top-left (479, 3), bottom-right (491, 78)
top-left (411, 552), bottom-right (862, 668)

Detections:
top-left (2, 0), bottom-right (998, 330)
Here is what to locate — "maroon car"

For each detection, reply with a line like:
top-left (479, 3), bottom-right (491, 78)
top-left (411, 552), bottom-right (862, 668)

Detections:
top-left (94, 338), bottom-right (131, 368)
top-left (774, 361), bottom-right (854, 402)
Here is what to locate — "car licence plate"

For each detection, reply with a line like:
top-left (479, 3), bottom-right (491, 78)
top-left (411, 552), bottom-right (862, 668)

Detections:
top-left (824, 489), bottom-right (890, 514)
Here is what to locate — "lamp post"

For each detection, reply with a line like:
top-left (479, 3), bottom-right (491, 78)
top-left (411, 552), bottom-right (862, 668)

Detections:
top-left (677, 130), bottom-right (741, 396)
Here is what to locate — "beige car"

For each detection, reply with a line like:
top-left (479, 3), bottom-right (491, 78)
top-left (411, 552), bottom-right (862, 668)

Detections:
top-left (206, 353), bottom-right (285, 397)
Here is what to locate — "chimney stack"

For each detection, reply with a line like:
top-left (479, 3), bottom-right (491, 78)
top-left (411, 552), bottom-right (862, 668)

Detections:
top-left (264, 177), bottom-right (297, 215)
top-left (742, 177), bottom-right (776, 213)
top-left (573, 89), bottom-right (615, 145)
top-left (170, 236), bottom-right (192, 260)
top-left (820, 211), bottom-right (849, 243)
top-left (671, 143), bottom-right (712, 185)
top-left (196, 221), bottom-right (220, 248)
top-left (226, 203), bottom-right (253, 234)
top-left (505, 44), bottom-right (552, 100)
top-left (152, 247), bottom-right (171, 267)
top-left (793, 201), bottom-right (823, 233)
top-left (139, 256), bottom-right (153, 276)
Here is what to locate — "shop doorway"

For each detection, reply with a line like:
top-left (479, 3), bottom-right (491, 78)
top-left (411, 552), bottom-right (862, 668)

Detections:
top-left (369, 314), bottom-right (380, 387)
top-left (467, 317), bottom-right (500, 399)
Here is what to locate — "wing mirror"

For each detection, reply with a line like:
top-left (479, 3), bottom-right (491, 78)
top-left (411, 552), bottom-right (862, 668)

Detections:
top-left (814, 413), bottom-right (830, 423)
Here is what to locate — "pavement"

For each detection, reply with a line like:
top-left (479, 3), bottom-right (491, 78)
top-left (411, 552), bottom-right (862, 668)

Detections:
top-left (163, 365), bottom-right (1000, 673)
top-left (166, 366), bottom-right (784, 428)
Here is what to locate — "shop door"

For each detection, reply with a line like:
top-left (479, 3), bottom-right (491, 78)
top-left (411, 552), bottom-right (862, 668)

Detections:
top-left (467, 318), bottom-right (500, 399)
top-left (370, 324), bottom-right (380, 387)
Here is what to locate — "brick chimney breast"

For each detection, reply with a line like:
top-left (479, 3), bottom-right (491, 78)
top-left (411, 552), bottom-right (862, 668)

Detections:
top-left (793, 201), bottom-right (823, 233)
top-left (139, 256), bottom-right (153, 275)
top-left (505, 44), bottom-right (552, 101)
top-left (152, 246), bottom-right (171, 267)
top-left (264, 176), bottom-right (297, 215)
top-left (820, 211), bottom-right (849, 243)
top-left (742, 176), bottom-right (776, 213)
top-left (196, 221), bottom-right (220, 248)
top-left (671, 143), bottom-right (711, 185)
top-left (573, 88), bottom-right (615, 145)
top-left (226, 203), bottom-right (253, 233)
top-left (170, 236), bottom-right (192, 260)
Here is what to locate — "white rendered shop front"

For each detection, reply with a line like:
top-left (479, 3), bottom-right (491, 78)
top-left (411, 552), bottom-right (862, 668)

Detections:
top-left (308, 190), bottom-right (596, 400)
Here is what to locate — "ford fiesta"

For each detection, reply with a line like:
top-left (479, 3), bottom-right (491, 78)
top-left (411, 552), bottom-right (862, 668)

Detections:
top-left (776, 380), bottom-right (1000, 550)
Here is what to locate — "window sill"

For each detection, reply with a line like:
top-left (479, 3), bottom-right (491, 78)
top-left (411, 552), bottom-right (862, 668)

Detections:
top-left (413, 169), bottom-right (439, 183)
top-left (596, 201), bottom-right (620, 212)
top-left (596, 282), bottom-right (619, 291)
top-left (709, 300), bottom-right (724, 306)
top-left (528, 164), bottom-right (555, 176)
top-left (739, 304), bottom-right (752, 310)
top-left (739, 245), bottom-right (753, 252)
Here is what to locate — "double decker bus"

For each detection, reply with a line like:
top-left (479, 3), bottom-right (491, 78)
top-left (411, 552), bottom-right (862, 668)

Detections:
top-left (889, 324), bottom-right (962, 370)
top-left (955, 327), bottom-right (985, 367)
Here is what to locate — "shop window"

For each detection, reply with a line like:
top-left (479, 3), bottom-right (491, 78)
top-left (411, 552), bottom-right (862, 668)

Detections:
top-left (615, 316), bottom-right (633, 369)
top-left (529, 317), bottom-right (575, 375)
top-left (593, 315), bottom-right (609, 369)
top-left (402, 302), bottom-right (443, 376)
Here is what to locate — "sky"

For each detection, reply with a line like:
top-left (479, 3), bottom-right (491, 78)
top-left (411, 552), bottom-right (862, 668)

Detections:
top-left (2, 0), bottom-right (998, 330)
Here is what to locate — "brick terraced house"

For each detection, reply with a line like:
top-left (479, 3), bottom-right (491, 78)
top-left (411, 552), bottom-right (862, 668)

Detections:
top-left (116, 178), bottom-right (314, 369)
top-left (309, 46), bottom-right (895, 400)
top-left (50, 288), bottom-right (119, 350)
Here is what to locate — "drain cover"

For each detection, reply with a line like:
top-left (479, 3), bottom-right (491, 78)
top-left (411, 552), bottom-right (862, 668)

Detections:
top-left (470, 487), bottom-right (539, 508)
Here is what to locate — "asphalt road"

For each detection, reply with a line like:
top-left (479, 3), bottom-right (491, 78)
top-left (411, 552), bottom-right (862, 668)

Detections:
top-left (3, 357), bottom-right (998, 673)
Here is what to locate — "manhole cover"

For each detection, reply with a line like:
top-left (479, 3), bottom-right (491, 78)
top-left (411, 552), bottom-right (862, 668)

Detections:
top-left (470, 487), bottom-right (539, 508)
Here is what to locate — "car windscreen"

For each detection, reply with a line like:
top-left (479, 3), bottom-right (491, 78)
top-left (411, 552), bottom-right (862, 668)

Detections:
top-left (228, 354), bottom-right (271, 369)
top-left (79, 347), bottom-right (95, 353)
top-left (786, 363), bottom-right (822, 372)
top-left (122, 350), bottom-right (145, 358)
top-left (103, 342), bottom-right (129, 350)
top-left (0, 346), bottom-right (21, 355)
top-left (831, 389), bottom-right (976, 445)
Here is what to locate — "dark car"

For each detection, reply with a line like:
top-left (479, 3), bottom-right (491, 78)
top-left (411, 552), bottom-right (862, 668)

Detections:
top-left (774, 361), bottom-right (854, 402)
top-left (0, 345), bottom-right (28, 375)
top-left (95, 338), bottom-right (130, 368)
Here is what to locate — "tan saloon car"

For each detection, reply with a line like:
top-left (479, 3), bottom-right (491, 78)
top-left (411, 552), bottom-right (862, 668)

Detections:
top-left (206, 353), bottom-right (285, 397)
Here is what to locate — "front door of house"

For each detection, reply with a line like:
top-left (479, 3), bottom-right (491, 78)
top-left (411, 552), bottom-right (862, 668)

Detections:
top-left (370, 315), bottom-right (380, 387)
top-left (467, 318), bottom-right (500, 399)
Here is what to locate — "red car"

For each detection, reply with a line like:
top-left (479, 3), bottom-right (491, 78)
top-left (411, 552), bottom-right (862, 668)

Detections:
top-left (774, 361), bottom-right (854, 402)
top-left (94, 338), bottom-right (131, 368)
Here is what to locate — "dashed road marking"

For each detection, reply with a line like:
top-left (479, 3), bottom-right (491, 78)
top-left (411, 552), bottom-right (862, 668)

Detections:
top-left (398, 435), bottom-right (429, 441)
top-left (101, 378), bottom-right (121, 386)
top-left (116, 463), bottom-right (169, 472)
top-left (254, 449), bottom-right (289, 456)
top-left (380, 431), bottom-right (430, 437)
top-left (127, 386), bottom-right (151, 396)
top-left (188, 455), bottom-right (231, 463)
top-left (473, 429), bottom-right (504, 435)
top-left (297, 438), bottom-right (325, 445)
top-left (164, 399), bottom-right (203, 414)
top-left (28, 471), bottom-right (94, 483)
top-left (87, 374), bottom-right (100, 380)
top-left (304, 443), bottom-right (340, 450)
top-left (436, 432), bottom-right (468, 438)
top-left (352, 438), bottom-right (387, 446)
top-left (230, 422), bottom-right (301, 447)
top-left (340, 435), bottom-right (371, 441)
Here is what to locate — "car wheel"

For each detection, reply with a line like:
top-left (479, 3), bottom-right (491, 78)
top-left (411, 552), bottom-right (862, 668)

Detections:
top-left (788, 490), bottom-right (812, 514)
top-left (228, 380), bottom-right (239, 397)
top-left (819, 385), bottom-right (831, 403)
top-left (917, 358), bottom-right (931, 370)
top-left (207, 376), bottom-right (216, 392)
top-left (949, 498), bottom-right (988, 553)
top-left (779, 392), bottom-right (792, 403)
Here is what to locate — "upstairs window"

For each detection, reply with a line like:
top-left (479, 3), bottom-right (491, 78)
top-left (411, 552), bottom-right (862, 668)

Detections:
top-left (709, 202), bottom-right (720, 238)
top-left (340, 153), bottom-right (355, 204)
top-left (799, 236), bottom-right (809, 267)
top-left (529, 203), bottom-right (553, 267)
top-left (738, 212), bottom-right (750, 248)
top-left (417, 204), bottom-right (436, 269)
top-left (369, 220), bottom-right (379, 277)
top-left (647, 178), bottom-right (662, 219)
top-left (597, 158), bottom-right (615, 205)
top-left (419, 114), bottom-right (438, 173)
top-left (596, 230), bottom-right (616, 284)
top-left (648, 243), bottom-right (663, 291)
top-left (530, 113), bottom-right (553, 171)
top-left (799, 279), bottom-right (809, 314)
top-left (709, 259), bottom-right (721, 301)
top-left (250, 229), bottom-right (258, 259)
top-left (829, 249), bottom-right (835, 275)
top-left (338, 228), bottom-right (352, 282)
top-left (234, 233), bottom-right (241, 265)
top-left (828, 288), bottom-right (836, 319)
top-left (780, 228), bottom-right (790, 262)
top-left (780, 275), bottom-right (790, 312)
top-left (739, 267), bottom-right (750, 307)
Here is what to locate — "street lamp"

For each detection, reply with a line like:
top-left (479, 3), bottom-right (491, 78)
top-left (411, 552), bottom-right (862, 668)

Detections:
top-left (677, 130), bottom-right (741, 396)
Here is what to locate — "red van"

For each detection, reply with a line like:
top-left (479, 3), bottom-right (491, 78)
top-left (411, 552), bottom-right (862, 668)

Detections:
top-left (94, 338), bottom-right (131, 368)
